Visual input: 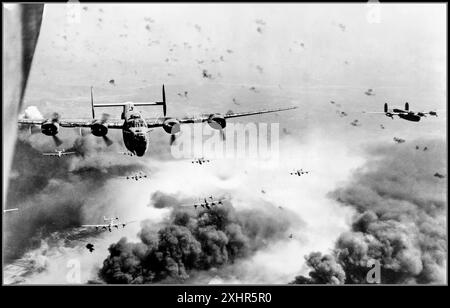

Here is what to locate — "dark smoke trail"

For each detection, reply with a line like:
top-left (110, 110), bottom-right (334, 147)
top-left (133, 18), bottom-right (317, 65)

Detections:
top-left (292, 139), bottom-right (447, 284)
top-left (99, 198), bottom-right (300, 283)
top-left (4, 134), bottom-right (149, 263)
top-left (149, 191), bottom-right (184, 209)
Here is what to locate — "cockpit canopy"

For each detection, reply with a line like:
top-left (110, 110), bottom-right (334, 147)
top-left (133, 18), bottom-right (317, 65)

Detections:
top-left (129, 117), bottom-right (146, 128)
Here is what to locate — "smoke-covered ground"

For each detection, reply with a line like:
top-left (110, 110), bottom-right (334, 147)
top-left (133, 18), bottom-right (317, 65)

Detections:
top-left (4, 113), bottom-right (447, 285)
top-left (99, 201), bottom-right (301, 283)
top-left (4, 131), bottom-right (150, 262)
top-left (3, 3), bottom-right (446, 284)
top-left (291, 139), bottom-right (447, 284)
top-left (4, 123), bottom-right (365, 284)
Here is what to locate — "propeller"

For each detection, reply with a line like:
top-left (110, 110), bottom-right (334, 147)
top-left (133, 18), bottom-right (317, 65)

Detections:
top-left (209, 118), bottom-right (226, 141)
top-left (101, 113), bottom-right (110, 123)
top-left (102, 135), bottom-right (113, 147)
top-left (166, 120), bottom-right (181, 146)
top-left (29, 125), bottom-right (41, 135)
top-left (49, 113), bottom-right (63, 146)
top-left (52, 135), bottom-right (63, 147)
top-left (79, 127), bottom-right (90, 137)
top-left (51, 112), bottom-right (60, 122)
top-left (100, 113), bottom-right (113, 146)
top-left (219, 129), bottom-right (226, 141)
top-left (170, 134), bottom-right (176, 146)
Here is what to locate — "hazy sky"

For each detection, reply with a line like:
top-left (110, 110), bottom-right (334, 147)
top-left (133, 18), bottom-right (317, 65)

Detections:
top-left (5, 3), bottom-right (447, 284)
top-left (29, 3), bottom-right (446, 89)
top-left (23, 3), bottom-right (447, 142)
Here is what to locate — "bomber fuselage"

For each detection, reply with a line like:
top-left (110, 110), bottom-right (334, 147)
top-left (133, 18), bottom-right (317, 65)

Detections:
top-left (121, 103), bottom-right (150, 156)
top-left (398, 113), bottom-right (421, 122)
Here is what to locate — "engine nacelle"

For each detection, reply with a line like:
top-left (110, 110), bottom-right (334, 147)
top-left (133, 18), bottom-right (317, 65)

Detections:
top-left (163, 118), bottom-right (181, 134)
top-left (41, 121), bottom-right (59, 136)
top-left (91, 121), bottom-right (108, 137)
top-left (208, 114), bottom-right (226, 130)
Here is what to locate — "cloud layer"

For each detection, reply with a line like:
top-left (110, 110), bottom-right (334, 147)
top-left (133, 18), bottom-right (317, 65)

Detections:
top-left (99, 196), bottom-right (300, 283)
top-left (292, 139), bottom-right (447, 284)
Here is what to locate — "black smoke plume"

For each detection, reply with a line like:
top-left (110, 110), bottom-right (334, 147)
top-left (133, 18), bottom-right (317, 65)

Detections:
top-left (4, 134), bottom-right (149, 262)
top-left (99, 198), bottom-right (299, 283)
top-left (149, 191), bottom-right (183, 209)
top-left (292, 139), bottom-right (447, 284)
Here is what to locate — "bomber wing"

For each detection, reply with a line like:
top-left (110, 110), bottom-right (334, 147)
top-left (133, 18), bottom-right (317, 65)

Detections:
top-left (59, 118), bottom-right (124, 129)
top-left (362, 111), bottom-right (401, 115)
top-left (18, 119), bottom-right (46, 125)
top-left (4, 208), bottom-right (19, 213)
top-left (220, 106), bottom-right (298, 119)
top-left (111, 221), bottom-right (137, 227)
top-left (123, 220), bottom-right (137, 225)
top-left (145, 106), bottom-right (298, 128)
top-left (18, 118), bottom-right (124, 129)
top-left (417, 111), bottom-right (438, 117)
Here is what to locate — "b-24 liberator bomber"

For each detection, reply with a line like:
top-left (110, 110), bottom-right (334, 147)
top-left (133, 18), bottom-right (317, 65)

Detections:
top-left (18, 85), bottom-right (297, 157)
top-left (82, 216), bottom-right (136, 232)
top-left (364, 102), bottom-right (438, 122)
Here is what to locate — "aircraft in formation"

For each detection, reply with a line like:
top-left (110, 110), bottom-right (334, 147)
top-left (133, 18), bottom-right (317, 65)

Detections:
top-left (191, 196), bottom-right (224, 210)
top-left (120, 171), bottom-right (149, 181)
top-left (42, 149), bottom-right (76, 157)
top-left (365, 103), bottom-right (438, 122)
top-left (290, 169), bottom-right (309, 176)
top-left (393, 137), bottom-right (406, 144)
top-left (434, 172), bottom-right (445, 179)
top-left (364, 88), bottom-right (375, 96)
top-left (350, 119), bottom-right (361, 127)
top-left (415, 145), bottom-right (428, 151)
top-left (18, 85), bottom-right (297, 157)
top-left (82, 216), bottom-right (135, 232)
top-left (192, 157), bottom-right (210, 165)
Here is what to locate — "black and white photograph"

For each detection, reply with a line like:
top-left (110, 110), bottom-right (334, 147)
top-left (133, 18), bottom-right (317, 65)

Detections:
top-left (2, 1), bottom-right (447, 289)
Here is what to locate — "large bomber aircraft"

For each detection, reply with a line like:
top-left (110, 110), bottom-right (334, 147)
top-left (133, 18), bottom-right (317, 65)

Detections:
top-left (18, 85), bottom-right (297, 157)
top-left (365, 102), bottom-right (437, 122)
top-left (290, 169), bottom-right (309, 176)
top-left (42, 149), bottom-right (76, 157)
top-left (192, 157), bottom-right (210, 165)
top-left (82, 216), bottom-right (135, 232)
top-left (120, 171), bottom-right (149, 181)
top-left (189, 196), bottom-right (224, 210)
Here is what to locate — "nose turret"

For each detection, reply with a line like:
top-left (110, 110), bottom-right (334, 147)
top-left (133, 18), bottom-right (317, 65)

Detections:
top-left (132, 131), bottom-right (148, 156)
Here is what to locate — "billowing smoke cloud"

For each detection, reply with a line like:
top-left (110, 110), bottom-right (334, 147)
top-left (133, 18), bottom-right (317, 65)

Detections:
top-left (4, 131), bottom-right (150, 263)
top-left (291, 252), bottom-right (346, 284)
top-left (19, 106), bottom-right (44, 119)
top-left (149, 191), bottom-right (183, 209)
top-left (292, 139), bottom-right (447, 284)
top-left (98, 195), bottom-right (300, 283)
